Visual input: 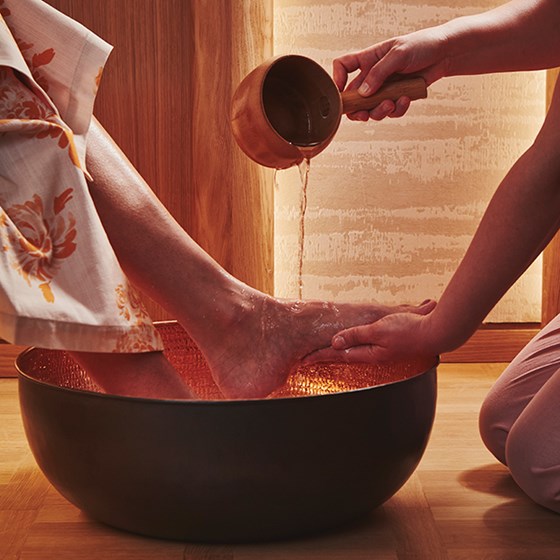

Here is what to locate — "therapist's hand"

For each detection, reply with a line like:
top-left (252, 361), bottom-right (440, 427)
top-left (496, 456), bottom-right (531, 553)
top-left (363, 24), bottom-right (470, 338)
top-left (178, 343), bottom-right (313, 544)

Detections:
top-left (304, 308), bottom-right (439, 365)
top-left (333, 27), bottom-right (449, 121)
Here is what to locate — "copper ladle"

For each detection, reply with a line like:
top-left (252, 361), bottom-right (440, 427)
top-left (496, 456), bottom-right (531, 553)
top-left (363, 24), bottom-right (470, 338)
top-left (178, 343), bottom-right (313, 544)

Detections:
top-left (231, 54), bottom-right (428, 169)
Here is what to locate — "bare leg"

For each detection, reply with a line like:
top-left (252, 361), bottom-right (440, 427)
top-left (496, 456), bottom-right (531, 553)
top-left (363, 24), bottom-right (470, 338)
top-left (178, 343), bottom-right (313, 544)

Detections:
top-left (76, 118), bottom-right (434, 399)
top-left (69, 350), bottom-right (196, 399)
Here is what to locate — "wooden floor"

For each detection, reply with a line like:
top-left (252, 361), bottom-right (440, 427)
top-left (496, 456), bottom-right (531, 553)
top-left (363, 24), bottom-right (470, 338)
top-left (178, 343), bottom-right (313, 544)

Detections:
top-left (2, 363), bottom-right (560, 559)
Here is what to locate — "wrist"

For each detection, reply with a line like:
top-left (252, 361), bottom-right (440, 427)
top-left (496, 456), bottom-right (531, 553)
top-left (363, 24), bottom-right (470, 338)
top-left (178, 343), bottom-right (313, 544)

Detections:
top-left (437, 17), bottom-right (477, 78)
top-left (420, 307), bottom-right (477, 356)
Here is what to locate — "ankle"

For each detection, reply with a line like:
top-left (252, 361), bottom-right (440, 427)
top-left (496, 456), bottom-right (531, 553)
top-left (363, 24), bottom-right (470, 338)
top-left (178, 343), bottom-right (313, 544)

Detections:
top-left (178, 283), bottom-right (275, 340)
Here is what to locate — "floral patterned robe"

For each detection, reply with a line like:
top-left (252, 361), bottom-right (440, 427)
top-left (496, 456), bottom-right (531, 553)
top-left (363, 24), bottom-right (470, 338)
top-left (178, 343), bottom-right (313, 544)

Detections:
top-left (0, 0), bottom-right (163, 352)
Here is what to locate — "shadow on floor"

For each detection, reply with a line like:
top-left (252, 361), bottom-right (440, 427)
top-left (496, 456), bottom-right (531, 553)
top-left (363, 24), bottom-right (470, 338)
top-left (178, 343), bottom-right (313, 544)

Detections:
top-left (458, 462), bottom-right (521, 498)
top-left (460, 463), bottom-right (560, 554)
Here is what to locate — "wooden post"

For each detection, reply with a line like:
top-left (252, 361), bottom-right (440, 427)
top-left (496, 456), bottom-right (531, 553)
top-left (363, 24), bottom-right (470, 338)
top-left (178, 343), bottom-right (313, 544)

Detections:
top-left (541, 68), bottom-right (560, 326)
top-left (188, 1), bottom-right (274, 297)
top-left (46, 0), bottom-right (274, 320)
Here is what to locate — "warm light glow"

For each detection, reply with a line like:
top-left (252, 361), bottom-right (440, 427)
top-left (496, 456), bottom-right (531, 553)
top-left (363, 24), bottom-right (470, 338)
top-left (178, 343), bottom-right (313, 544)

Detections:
top-left (20, 322), bottom-right (436, 401)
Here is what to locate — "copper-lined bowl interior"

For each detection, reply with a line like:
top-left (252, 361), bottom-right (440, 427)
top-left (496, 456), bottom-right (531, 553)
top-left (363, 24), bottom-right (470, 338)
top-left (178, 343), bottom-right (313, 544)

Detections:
top-left (17, 321), bottom-right (437, 542)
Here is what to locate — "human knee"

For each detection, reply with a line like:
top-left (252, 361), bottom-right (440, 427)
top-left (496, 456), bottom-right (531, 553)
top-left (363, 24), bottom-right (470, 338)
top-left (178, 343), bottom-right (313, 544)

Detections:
top-left (478, 391), bottom-right (510, 465)
top-left (506, 422), bottom-right (560, 513)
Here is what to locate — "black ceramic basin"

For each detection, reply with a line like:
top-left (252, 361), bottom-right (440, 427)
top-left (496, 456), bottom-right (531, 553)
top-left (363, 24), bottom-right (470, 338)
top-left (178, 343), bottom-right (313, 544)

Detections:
top-left (16, 321), bottom-right (437, 542)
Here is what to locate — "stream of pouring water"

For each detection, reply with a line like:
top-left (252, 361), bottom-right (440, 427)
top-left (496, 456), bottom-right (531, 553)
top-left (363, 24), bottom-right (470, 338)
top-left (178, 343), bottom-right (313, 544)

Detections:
top-left (297, 158), bottom-right (310, 300)
top-left (274, 158), bottom-right (311, 300)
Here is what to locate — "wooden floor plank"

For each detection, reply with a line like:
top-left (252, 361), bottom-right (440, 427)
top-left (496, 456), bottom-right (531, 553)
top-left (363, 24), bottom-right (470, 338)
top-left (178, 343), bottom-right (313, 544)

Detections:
top-left (0, 345), bottom-right (27, 378)
top-left (384, 473), bottom-right (448, 560)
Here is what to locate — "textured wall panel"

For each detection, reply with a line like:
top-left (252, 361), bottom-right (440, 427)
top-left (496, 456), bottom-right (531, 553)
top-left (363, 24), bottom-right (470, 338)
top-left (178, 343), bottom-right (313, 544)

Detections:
top-left (273, 0), bottom-right (545, 322)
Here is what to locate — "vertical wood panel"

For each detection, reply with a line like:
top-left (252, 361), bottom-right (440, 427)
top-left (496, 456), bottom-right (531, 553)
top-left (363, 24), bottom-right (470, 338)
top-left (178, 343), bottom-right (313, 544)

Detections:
top-left (189, 1), bottom-right (274, 294)
top-left (541, 68), bottom-right (560, 326)
top-left (46, 0), bottom-right (274, 321)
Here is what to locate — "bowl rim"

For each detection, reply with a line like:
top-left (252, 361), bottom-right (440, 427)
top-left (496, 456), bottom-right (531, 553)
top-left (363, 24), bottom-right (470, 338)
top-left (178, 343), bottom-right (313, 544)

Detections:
top-left (15, 346), bottom-right (439, 407)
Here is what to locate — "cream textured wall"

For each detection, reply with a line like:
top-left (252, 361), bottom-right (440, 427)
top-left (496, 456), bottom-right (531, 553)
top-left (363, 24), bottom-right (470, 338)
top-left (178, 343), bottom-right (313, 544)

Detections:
top-left (273, 0), bottom-right (546, 322)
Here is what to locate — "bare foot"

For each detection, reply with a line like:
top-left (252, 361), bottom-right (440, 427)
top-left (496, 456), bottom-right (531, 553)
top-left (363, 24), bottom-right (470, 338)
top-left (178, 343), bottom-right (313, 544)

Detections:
top-left (70, 295), bottom-right (434, 401)
top-left (181, 293), bottom-right (436, 399)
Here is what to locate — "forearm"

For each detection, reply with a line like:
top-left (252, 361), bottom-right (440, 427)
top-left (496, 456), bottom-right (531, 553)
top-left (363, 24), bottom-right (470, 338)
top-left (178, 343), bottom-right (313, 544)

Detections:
top-left (441, 0), bottom-right (560, 76)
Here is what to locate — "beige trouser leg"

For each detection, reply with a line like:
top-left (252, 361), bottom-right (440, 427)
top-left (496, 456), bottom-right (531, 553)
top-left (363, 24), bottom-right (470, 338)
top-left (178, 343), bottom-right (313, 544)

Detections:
top-left (479, 313), bottom-right (560, 512)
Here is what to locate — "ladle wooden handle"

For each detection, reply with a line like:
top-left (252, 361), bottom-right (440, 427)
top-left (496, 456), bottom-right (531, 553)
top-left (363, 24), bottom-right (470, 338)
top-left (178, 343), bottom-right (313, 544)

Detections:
top-left (341, 76), bottom-right (427, 114)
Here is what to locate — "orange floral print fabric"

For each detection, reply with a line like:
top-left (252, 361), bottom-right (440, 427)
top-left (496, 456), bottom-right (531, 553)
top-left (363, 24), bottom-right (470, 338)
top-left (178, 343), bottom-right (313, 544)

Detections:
top-left (0, 0), bottom-right (163, 353)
